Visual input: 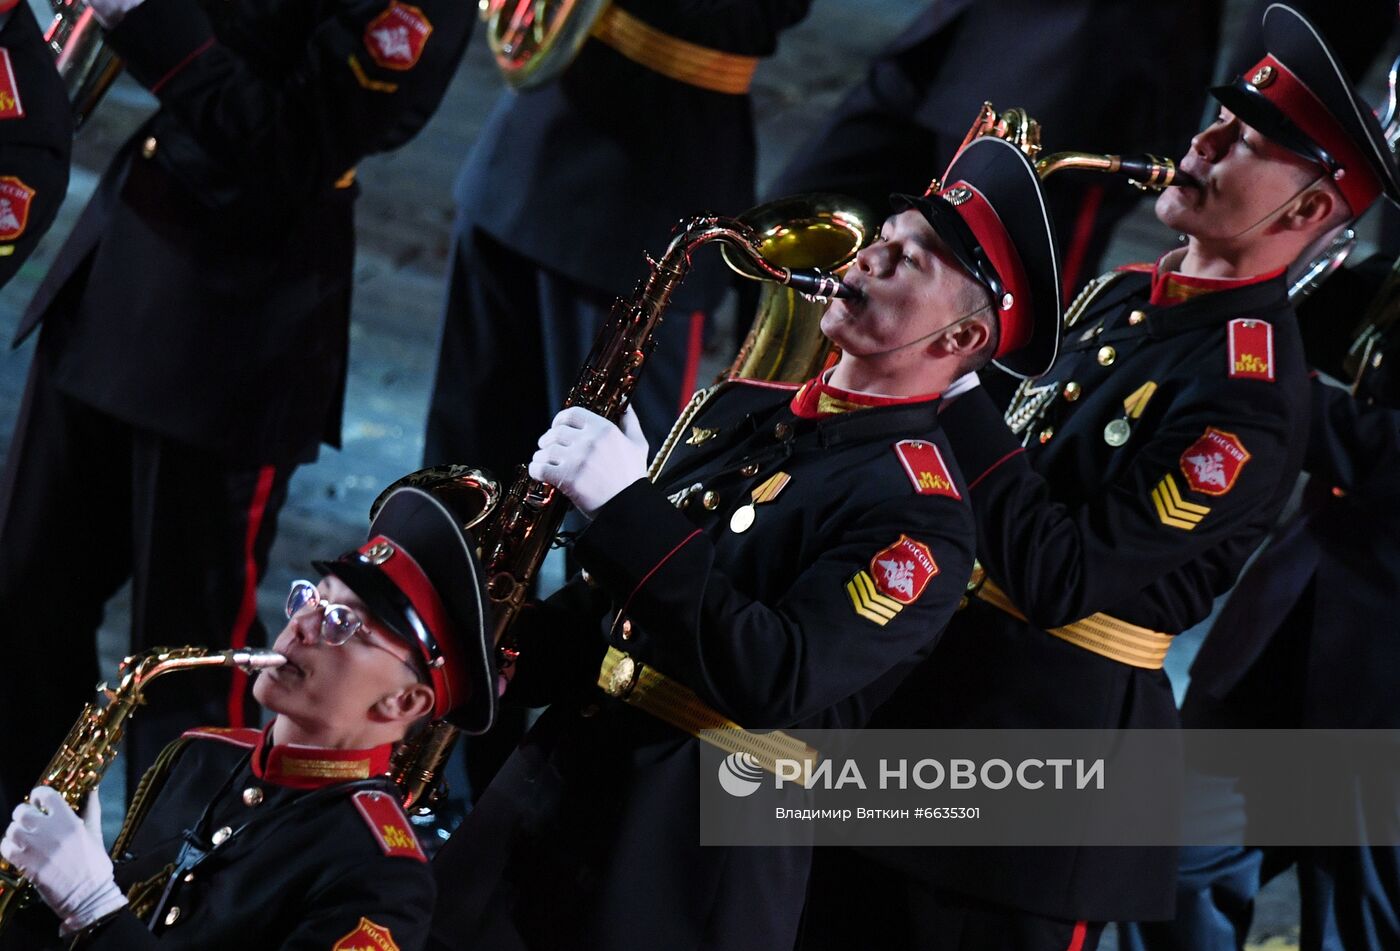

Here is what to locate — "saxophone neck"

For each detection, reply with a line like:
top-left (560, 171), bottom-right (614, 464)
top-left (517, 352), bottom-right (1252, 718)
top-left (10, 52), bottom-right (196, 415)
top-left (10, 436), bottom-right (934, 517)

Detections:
top-left (1033, 151), bottom-right (1200, 191)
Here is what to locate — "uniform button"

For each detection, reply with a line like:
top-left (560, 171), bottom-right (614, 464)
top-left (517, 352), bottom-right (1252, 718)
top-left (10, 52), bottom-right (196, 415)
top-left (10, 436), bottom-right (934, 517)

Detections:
top-left (1096, 345), bottom-right (1117, 366)
top-left (773, 422), bottom-right (792, 441)
top-left (241, 787), bottom-right (264, 807)
top-left (1332, 485), bottom-right (1347, 497)
top-left (739, 463), bottom-right (760, 477)
top-left (141, 136), bottom-right (158, 159)
top-left (211, 826), bottom-right (232, 846)
top-left (701, 491), bottom-right (720, 510)
top-left (1128, 309), bottom-right (1146, 326)
top-left (164, 907), bottom-right (181, 926)
top-left (182, 872), bottom-right (196, 883)
top-left (1062, 381), bottom-right (1081, 402)
top-left (620, 618), bottom-right (633, 641)
top-left (1038, 427), bottom-right (1054, 444)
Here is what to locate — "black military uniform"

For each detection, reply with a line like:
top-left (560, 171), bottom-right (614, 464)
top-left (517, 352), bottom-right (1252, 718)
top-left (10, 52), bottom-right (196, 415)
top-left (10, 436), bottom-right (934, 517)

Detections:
top-left (766, 0), bottom-right (1221, 301)
top-left (425, 0), bottom-right (811, 475)
top-left (427, 134), bottom-right (1065, 951)
top-left (0, 0), bottom-right (72, 290)
top-left (0, 0), bottom-right (472, 810)
top-left (64, 727), bottom-right (433, 950)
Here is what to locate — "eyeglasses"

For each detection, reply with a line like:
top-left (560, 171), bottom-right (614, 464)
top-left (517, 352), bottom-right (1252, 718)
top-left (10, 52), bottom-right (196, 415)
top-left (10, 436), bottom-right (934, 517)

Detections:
top-left (285, 580), bottom-right (426, 681)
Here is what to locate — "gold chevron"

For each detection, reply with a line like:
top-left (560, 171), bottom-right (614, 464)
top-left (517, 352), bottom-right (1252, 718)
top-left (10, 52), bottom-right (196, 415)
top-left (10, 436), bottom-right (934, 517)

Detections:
top-left (846, 570), bottom-right (903, 626)
top-left (1123, 381), bottom-right (1158, 419)
top-left (1151, 473), bottom-right (1210, 530)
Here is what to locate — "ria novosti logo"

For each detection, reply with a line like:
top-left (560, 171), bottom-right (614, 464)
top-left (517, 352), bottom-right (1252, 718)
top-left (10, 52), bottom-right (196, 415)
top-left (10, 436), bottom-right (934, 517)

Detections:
top-left (717, 752), bottom-right (765, 797)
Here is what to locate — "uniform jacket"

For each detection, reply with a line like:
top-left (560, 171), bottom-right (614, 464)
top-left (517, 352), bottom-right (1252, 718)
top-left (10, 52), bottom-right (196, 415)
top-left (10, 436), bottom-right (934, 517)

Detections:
top-left (1189, 377), bottom-right (1400, 727)
top-left (430, 379), bottom-right (977, 951)
top-left (73, 727), bottom-right (432, 950)
top-left (455, 0), bottom-right (810, 310)
top-left (14, 0), bottom-right (472, 462)
top-left (871, 262), bottom-right (1310, 922)
top-left (0, 2), bottom-right (72, 290)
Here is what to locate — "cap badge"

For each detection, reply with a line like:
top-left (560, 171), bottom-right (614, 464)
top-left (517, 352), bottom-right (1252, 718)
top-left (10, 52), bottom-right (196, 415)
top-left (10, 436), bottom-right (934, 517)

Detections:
top-left (1249, 65), bottom-right (1276, 89)
top-left (944, 186), bottom-right (973, 206)
top-left (361, 541), bottom-right (395, 565)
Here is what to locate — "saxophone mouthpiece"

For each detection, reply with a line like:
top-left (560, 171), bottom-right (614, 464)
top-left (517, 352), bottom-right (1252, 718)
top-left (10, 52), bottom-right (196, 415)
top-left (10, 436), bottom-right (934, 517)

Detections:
top-left (785, 269), bottom-right (861, 302)
top-left (225, 648), bottom-right (288, 670)
top-left (1116, 155), bottom-right (1201, 191)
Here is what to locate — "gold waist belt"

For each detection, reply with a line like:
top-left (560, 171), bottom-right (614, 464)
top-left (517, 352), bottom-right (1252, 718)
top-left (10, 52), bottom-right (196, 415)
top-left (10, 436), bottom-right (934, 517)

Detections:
top-left (598, 647), bottom-right (818, 775)
top-left (973, 577), bottom-right (1173, 670)
top-left (590, 6), bottom-right (760, 95)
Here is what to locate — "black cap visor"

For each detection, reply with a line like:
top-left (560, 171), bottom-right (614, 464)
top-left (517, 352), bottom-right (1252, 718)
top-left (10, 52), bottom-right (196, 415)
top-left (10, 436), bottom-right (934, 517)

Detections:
top-left (1211, 78), bottom-right (1340, 174)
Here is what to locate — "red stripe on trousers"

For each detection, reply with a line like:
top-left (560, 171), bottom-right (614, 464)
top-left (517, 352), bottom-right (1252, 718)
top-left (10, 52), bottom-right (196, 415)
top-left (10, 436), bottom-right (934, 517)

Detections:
top-left (1061, 185), bottom-right (1106, 304)
top-left (1065, 920), bottom-right (1089, 951)
top-left (679, 310), bottom-right (706, 412)
top-left (226, 464), bottom-right (278, 727)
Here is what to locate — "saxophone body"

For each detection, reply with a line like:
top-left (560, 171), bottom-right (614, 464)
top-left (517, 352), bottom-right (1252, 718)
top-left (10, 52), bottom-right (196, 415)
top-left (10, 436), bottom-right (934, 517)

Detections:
top-left (0, 647), bottom-right (285, 933)
top-left (378, 215), bottom-right (853, 808)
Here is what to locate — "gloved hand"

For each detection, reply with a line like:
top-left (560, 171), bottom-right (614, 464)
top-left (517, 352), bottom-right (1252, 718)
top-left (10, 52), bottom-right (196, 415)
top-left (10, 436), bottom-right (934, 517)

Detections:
top-left (529, 405), bottom-right (649, 518)
top-left (1, 786), bottom-right (128, 935)
top-left (86, 0), bottom-right (146, 28)
top-left (943, 370), bottom-right (982, 399)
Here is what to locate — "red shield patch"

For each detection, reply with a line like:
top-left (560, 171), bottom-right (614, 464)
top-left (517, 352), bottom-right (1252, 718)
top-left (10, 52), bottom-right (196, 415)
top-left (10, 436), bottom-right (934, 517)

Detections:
top-left (1227, 318), bottom-right (1274, 382)
top-left (0, 50), bottom-right (24, 120)
top-left (332, 917), bottom-right (401, 951)
top-left (0, 176), bottom-right (34, 241)
top-left (893, 439), bottom-right (961, 499)
top-left (363, 2), bottom-right (433, 70)
top-left (1179, 427), bottom-right (1251, 496)
top-left (868, 535), bottom-right (939, 606)
top-left (351, 790), bottom-right (426, 862)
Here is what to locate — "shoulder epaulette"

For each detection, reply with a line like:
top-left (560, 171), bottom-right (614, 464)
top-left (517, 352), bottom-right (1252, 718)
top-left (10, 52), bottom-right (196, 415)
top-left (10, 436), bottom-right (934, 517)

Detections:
top-left (893, 439), bottom-right (962, 500)
top-left (350, 789), bottom-right (427, 863)
top-left (180, 726), bottom-right (263, 749)
top-left (1227, 318), bottom-right (1275, 382)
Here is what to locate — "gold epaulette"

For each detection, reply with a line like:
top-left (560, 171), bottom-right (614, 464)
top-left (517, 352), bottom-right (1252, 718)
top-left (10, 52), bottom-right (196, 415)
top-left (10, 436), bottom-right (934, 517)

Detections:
top-left (590, 6), bottom-right (760, 95)
top-left (971, 573), bottom-right (1172, 670)
top-left (598, 647), bottom-right (818, 775)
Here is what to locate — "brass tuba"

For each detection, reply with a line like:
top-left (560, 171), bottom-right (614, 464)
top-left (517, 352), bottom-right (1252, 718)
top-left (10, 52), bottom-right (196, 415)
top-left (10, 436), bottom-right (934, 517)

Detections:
top-left (374, 214), bottom-right (854, 809)
top-left (0, 647), bottom-right (285, 934)
top-left (478, 0), bottom-right (611, 89)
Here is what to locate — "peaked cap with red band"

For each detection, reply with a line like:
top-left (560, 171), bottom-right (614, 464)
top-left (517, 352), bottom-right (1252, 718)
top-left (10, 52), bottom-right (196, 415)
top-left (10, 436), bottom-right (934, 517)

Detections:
top-left (892, 136), bottom-right (1062, 379)
top-left (1212, 3), bottom-right (1400, 215)
top-left (313, 486), bottom-right (495, 734)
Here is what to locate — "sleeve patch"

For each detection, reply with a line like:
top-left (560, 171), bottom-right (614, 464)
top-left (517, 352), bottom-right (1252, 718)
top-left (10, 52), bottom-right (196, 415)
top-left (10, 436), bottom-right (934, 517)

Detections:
top-left (1227, 318), bottom-right (1275, 381)
top-left (893, 439), bottom-right (961, 499)
top-left (0, 176), bottom-right (34, 240)
top-left (332, 916), bottom-right (402, 951)
top-left (0, 50), bottom-right (25, 119)
top-left (350, 790), bottom-right (426, 863)
top-left (1179, 427), bottom-right (1251, 496)
top-left (1150, 474), bottom-right (1210, 530)
top-left (846, 535), bottom-right (940, 624)
top-left (363, 2), bottom-right (433, 70)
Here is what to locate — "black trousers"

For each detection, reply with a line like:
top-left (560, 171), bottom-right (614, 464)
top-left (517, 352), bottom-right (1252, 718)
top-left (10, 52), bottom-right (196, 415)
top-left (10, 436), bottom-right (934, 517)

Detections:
top-left (800, 847), bottom-right (1105, 951)
top-left (0, 342), bottom-right (292, 811)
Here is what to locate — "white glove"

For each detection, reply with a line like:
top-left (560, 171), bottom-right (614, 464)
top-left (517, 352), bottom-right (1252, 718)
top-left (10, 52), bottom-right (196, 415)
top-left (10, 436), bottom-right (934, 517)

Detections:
top-left (86, 0), bottom-right (146, 28)
top-left (529, 405), bottom-right (649, 518)
top-left (943, 370), bottom-right (982, 399)
top-left (1, 786), bottom-right (128, 935)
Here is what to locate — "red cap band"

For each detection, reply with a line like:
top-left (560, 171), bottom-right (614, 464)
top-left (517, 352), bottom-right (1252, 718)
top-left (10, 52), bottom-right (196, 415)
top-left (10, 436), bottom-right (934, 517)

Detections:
top-left (943, 180), bottom-right (1033, 358)
top-left (1246, 54), bottom-right (1383, 213)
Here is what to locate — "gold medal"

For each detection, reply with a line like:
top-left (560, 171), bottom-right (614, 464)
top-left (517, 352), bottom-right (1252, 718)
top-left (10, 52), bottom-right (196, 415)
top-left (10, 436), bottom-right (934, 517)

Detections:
top-left (1104, 418), bottom-right (1131, 447)
top-left (730, 504), bottom-right (756, 534)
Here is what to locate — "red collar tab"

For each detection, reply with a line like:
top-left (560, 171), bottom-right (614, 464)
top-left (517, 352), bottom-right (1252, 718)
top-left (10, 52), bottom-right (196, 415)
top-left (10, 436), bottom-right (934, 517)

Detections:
top-left (789, 375), bottom-right (940, 419)
top-left (251, 725), bottom-right (395, 790)
top-left (354, 534), bottom-right (468, 719)
top-left (1245, 54), bottom-right (1382, 213)
top-left (941, 179), bottom-right (1033, 358)
top-left (1148, 258), bottom-right (1286, 308)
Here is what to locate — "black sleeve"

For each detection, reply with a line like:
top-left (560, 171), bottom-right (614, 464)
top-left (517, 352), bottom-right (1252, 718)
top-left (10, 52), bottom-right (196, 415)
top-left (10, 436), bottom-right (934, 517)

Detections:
top-left (941, 372), bottom-right (1301, 628)
top-left (104, 0), bottom-right (472, 194)
top-left (1305, 375), bottom-right (1400, 491)
top-left (501, 579), bottom-right (612, 709)
top-left (573, 478), bottom-right (975, 727)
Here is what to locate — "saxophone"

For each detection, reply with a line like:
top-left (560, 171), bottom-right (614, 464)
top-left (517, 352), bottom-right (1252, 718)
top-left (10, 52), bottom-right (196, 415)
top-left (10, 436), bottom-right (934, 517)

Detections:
top-left (374, 215), bottom-right (855, 809)
top-left (0, 646), bottom-right (285, 933)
